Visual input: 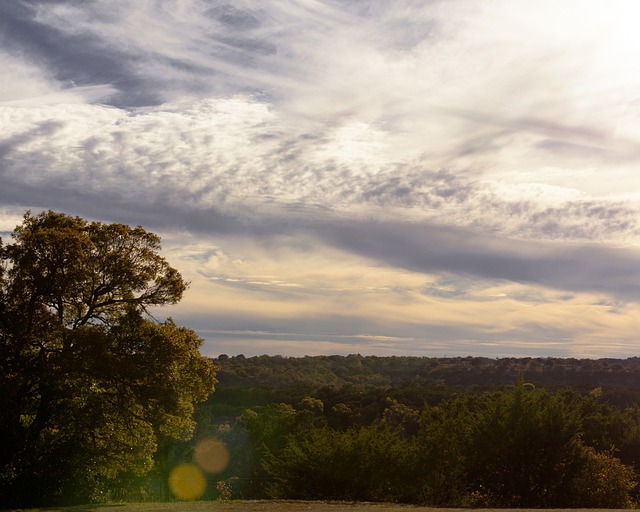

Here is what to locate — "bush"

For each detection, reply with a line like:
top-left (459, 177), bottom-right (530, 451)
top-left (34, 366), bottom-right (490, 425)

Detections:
top-left (570, 447), bottom-right (637, 508)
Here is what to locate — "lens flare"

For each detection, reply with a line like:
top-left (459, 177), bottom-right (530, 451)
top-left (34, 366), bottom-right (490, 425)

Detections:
top-left (194, 437), bottom-right (230, 474)
top-left (168, 463), bottom-right (206, 501)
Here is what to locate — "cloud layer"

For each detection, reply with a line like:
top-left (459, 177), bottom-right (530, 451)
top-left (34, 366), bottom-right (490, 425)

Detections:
top-left (2, 0), bottom-right (640, 357)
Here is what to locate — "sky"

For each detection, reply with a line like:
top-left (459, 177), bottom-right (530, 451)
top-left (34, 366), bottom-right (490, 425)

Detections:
top-left (2, 0), bottom-right (640, 359)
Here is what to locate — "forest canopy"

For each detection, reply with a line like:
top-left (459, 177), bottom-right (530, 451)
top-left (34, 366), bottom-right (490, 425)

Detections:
top-left (198, 354), bottom-right (640, 508)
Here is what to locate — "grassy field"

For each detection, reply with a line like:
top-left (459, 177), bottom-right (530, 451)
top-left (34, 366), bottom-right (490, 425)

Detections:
top-left (5, 503), bottom-right (422, 512)
top-left (5, 502), bottom-right (632, 512)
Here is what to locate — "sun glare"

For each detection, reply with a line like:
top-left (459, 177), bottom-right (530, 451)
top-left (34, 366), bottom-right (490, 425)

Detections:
top-left (168, 437), bottom-right (230, 500)
top-left (193, 437), bottom-right (230, 474)
top-left (168, 463), bottom-right (206, 501)
top-left (578, 1), bottom-right (640, 88)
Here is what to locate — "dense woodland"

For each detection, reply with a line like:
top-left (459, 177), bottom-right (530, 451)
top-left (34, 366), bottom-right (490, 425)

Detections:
top-left (214, 353), bottom-right (640, 389)
top-left (171, 354), bottom-right (640, 508)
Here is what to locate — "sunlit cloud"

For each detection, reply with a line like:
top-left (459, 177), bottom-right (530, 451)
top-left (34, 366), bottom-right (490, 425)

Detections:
top-left (2, 0), bottom-right (640, 357)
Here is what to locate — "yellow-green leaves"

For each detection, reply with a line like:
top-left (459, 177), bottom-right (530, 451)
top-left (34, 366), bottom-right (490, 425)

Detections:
top-left (0, 211), bottom-right (215, 506)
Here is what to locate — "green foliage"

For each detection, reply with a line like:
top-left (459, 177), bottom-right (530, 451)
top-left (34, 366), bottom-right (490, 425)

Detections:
top-left (202, 373), bottom-right (639, 507)
top-left (214, 353), bottom-right (640, 390)
top-left (412, 396), bottom-right (478, 505)
top-left (466, 384), bottom-right (584, 507)
top-left (0, 211), bottom-right (216, 506)
top-left (3, 211), bottom-right (186, 328)
top-left (265, 425), bottom-right (413, 502)
top-left (571, 447), bottom-right (637, 508)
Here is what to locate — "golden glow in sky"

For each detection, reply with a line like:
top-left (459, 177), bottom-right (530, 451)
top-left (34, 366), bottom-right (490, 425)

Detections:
top-left (2, 1), bottom-right (640, 358)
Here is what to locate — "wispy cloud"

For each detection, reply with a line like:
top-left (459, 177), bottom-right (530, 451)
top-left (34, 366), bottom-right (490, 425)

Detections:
top-left (3, 0), bottom-right (640, 357)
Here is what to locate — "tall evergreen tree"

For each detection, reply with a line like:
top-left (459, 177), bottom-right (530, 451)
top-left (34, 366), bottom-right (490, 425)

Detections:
top-left (466, 381), bottom-right (584, 507)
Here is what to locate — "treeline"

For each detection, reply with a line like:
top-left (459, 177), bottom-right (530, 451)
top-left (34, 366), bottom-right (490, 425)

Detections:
top-left (215, 353), bottom-right (640, 389)
top-left (164, 354), bottom-right (640, 507)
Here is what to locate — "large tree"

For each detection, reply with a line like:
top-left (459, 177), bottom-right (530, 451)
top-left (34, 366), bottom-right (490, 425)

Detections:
top-left (0, 211), bottom-right (216, 505)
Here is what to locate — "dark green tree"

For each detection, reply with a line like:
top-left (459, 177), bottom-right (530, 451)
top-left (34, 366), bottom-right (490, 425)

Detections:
top-left (466, 382), bottom-right (584, 507)
top-left (264, 424), bottom-right (413, 502)
top-left (413, 396), bottom-right (478, 505)
top-left (0, 211), bottom-right (216, 505)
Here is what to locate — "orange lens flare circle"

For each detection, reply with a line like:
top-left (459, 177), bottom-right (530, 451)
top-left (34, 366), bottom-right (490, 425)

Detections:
top-left (194, 437), bottom-right (230, 474)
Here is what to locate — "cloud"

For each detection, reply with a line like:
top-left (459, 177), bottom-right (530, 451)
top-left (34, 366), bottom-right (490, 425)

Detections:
top-left (4, 0), bottom-right (640, 357)
top-left (321, 219), bottom-right (640, 301)
top-left (2, 95), bottom-right (640, 243)
top-left (1, 94), bottom-right (640, 309)
top-left (153, 227), bottom-right (640, 359)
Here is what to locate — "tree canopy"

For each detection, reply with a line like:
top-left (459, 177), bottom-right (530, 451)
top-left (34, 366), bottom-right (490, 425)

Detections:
top-left (0, 211), bottom-right (216, 506)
